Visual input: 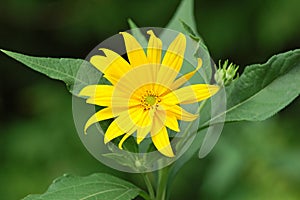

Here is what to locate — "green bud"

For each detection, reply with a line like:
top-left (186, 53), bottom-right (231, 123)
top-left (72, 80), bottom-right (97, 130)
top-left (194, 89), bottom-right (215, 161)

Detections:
top-left (214, 60), bottom-right (239, 86)
top-left (135, 159), bottom-right (142, 168)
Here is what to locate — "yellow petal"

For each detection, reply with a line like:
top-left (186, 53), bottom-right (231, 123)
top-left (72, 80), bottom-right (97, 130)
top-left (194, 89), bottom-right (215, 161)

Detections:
top-left (162, 33), bottom-right (186, 72)
top-left (126, 107), bottom-right (147, 127)
top-left (114, 64), bottom-right (158, 93)
top-left (163, 84), bottom-right (219, 105)
top-left (170, 58), bottom-right (202, 90)
top-left (90, 49), bottom-right (131, 85)
top-left (84, 107), bottom-right (116, 133)
top-left (104, 108), bottom-right (142, 143)
top-left (136, 109), bottom-right (151, 127)
top-left (137, 126), bottom-right (151, 144)
top-left (120, 32), bottom-right (148, 67)
top-left (146, 30), bottom-right (162, 83)
top-left (151, 109), bottom-right (166, 136)
top-left (79, 85), bottom-right (114, 107)
top-left (157, 33), bottom-right (186, 88)
top-left (105, 107), bottom-right (144, 146)
top-left (114, 101), bottom-right (140, 110)
top-left (118, 127), bottom-right (137, 149)
top-left (156, 66), bottom-right (179, 92)
top-left (104, 120), bottom-right (125, 143)
top-left (103, 74), bottom-right (119, 85)
top-left (79, 85), bottom-right (114, 98)
top-left (147, 30), bottom-right (162, 64)
top-left (136, 111), bottom-right (152, 144)
top-left (161, 104), bottom-right (198, 122)
top-left (88, 97), bottom-right (138, 109)
top-left (151, 126), bottom-right (174, 157)
top-left (165, 111), bottom-right (180, 132)
top-left (86, 97), bottom-right (112, 107)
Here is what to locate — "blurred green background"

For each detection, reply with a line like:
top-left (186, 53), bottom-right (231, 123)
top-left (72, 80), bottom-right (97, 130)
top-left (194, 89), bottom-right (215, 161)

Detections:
top-left (0, 0), bottom-right (299, 199)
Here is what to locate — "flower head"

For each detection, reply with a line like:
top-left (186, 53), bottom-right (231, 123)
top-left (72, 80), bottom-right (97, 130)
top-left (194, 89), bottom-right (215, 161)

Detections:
top-left (79, 30), bottom-right (219, 157)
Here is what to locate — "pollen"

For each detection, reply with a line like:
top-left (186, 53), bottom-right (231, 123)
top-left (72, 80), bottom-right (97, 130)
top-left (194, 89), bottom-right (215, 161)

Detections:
top-left (140, 89), bottom-right (160, 110)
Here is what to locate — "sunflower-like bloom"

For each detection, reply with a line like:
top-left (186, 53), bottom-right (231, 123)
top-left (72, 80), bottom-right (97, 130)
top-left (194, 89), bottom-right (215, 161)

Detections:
top-left (79, 30), bottom-right (219, 157)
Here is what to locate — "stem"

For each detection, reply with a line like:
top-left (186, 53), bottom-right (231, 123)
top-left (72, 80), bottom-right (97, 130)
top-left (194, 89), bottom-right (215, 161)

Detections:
top-left (139, 190), bottom-right (152, 200)
top-left (153, 100), bottom-right (209, 200)
top-left (153, 100), bottom-right (208, 200)
top-left (156, 165), bottom-right (171, 200)
top-left (143, 173), bottom-right (155, 199)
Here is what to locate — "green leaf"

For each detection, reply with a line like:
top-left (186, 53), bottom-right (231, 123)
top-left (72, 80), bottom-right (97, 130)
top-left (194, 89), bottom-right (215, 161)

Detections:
top-left (1, 49), bottom-right (101, 96)
top-left (23, 173), bottom-right (142, 200)
top-left (180, 19), bottom-right (197, 39)
top-left (179, 19), bottom-right (201, 42)
top-left (166, 5), bottom-right (300, 187)
top-left (163, 0), bottom-right (212, 84)
top-left (198, 49), bottom-right (300, 157)
top-left (165, 0), bottom-right (197, 33)
top-left (226, 49), bottom-right (300, 121)
top-left (168, 49), bottom-right (300, 195)
top-left (163, 0), bottom-right (215, 196)
top-left (127, 18), bottom-right (148, 48)
top-left (205, 49), bottom-right (300, 126)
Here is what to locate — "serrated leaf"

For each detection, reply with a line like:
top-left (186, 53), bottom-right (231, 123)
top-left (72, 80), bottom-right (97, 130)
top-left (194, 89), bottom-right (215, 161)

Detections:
top-left (23, 173), bottom-right (142, 200)
top-left (1, 49), bottom-right (101, 96)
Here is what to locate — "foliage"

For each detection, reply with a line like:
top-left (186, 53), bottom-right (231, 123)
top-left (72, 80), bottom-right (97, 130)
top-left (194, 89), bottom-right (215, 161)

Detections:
top-left (23, 173), bottom-right (142, 200)
top-left (1, 0), bottom-right (299, 199)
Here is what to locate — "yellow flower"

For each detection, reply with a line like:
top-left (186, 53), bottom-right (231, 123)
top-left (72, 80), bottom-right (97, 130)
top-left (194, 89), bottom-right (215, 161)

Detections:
top-left (79, 30), bottom-right (219, 157)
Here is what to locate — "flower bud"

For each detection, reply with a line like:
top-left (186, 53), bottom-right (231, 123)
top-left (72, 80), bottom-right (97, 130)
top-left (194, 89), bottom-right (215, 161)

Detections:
top-left (214, 60), bottom-right (239, 86)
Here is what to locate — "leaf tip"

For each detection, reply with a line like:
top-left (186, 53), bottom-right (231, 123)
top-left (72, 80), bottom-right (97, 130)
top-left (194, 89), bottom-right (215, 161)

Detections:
top-left (127, 18), bottom-right (138, 30)
top-left (0, 49), bottom-right (9, 54)
top-left (127, 18), bottom-right (133, 24)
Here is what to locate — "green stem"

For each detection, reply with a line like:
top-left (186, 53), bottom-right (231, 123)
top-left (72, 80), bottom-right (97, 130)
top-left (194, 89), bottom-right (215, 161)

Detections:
top-left (156, 165), bottom-right (171, 200)
top-left (153, 100), bottom-right (209, 200)
top-left (139, 190), bottom-right (152, 200)
top-left (143, 173), bottom-right (155, 200)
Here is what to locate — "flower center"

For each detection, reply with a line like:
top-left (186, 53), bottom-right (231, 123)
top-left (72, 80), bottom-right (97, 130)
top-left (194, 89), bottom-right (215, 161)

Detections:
top-left (145, 96), bottom-right (156, 106)
top-left (140, 89), bottom-right (161, 110)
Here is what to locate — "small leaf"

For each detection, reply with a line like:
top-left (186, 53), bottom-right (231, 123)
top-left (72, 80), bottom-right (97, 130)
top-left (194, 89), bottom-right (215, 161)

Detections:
top-left (23, 173), bottom-right (142, 200)
top-left (1, 49), bottom-right (101, 96)
top-left (180, 19), bottom-right (197, 38)
top-left (179, 20), bottom-right (212, 82)
top-left (179, 19), bottom-right (201, 42)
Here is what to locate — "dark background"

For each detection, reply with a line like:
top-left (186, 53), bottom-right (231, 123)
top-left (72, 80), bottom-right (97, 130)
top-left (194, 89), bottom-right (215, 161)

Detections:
top-left (0, 0), bottom-right (299, 199)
